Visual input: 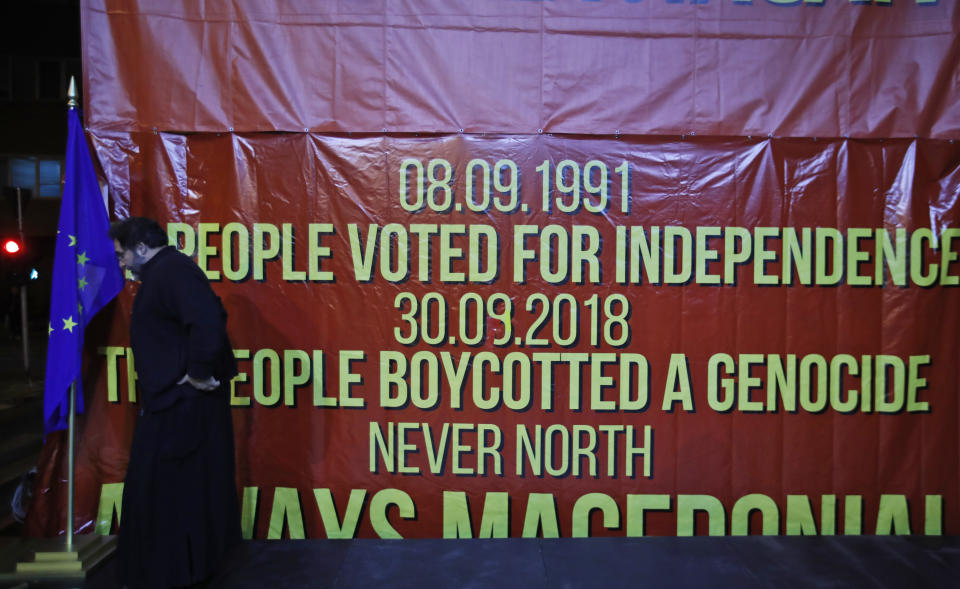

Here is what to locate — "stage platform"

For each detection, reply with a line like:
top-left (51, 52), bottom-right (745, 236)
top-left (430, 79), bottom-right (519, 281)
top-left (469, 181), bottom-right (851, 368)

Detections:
top-left (3, 535), bottom-right (959, 588)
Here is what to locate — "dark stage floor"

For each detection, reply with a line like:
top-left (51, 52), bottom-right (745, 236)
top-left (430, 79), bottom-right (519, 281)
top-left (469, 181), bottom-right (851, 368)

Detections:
top-left (3, 536), bottom-right (959, 588)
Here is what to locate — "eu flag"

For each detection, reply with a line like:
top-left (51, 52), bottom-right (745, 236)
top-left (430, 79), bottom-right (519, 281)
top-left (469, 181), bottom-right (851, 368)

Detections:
top-left (43, 109), bottom-right (124, 435)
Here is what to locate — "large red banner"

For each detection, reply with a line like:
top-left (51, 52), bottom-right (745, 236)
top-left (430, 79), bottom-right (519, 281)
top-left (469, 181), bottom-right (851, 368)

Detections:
top-left (27, 0), bottom-right (960, 538)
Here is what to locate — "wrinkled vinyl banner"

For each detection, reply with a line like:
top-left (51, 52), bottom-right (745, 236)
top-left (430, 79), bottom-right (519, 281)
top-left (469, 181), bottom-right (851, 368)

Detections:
top-left (27, 0), bottom-right (960, 539)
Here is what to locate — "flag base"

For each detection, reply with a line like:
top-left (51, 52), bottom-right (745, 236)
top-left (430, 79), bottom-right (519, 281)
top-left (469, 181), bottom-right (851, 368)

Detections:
top-left (0, 535), bottom-right (116, 580)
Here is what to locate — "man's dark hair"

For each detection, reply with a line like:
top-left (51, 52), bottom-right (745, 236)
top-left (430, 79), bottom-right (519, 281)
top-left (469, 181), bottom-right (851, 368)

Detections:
top-left (108, 217), bottom-right (168, 250)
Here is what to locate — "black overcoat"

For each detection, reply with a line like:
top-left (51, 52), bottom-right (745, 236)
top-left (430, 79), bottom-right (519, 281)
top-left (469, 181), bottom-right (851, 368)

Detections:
top-left (118, 246), bottom-right (241, 589)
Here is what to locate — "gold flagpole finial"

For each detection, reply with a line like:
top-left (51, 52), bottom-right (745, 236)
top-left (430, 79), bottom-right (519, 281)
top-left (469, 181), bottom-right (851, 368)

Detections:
top-left (67, 76), bottom-right (78, 110)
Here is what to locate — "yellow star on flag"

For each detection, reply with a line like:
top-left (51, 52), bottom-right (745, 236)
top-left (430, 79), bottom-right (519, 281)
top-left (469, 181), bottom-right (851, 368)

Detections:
top-left (68, 235), bottom-right (77, 247)
top-left (78, 276), bottom-right (88, 291)
top-left (77, 251), bottom-right (89, 266)
top-left (48, 322), bottom-right (53, 336)
top-left (62, 316), bottom-right (77, 333)
top-left (78, 301), bottom-right (84, 315)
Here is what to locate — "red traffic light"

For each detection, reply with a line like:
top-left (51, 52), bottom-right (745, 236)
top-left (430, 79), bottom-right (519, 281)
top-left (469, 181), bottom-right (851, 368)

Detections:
top-left (2, 238), bottom-right (22, 255)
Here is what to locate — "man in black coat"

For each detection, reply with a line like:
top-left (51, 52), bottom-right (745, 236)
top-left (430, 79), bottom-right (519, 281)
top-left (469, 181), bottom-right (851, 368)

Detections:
top-left (109, 217), bottom-right (240, 588)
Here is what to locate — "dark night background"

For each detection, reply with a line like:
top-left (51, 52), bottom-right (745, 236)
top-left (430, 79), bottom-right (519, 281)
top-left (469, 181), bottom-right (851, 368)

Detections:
top-left (1, 0), bottom-right (82, 332)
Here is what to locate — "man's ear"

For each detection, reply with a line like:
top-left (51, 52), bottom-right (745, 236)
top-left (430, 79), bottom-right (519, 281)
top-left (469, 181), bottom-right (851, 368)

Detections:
top-left (135, 243), bottom-right (148, 256)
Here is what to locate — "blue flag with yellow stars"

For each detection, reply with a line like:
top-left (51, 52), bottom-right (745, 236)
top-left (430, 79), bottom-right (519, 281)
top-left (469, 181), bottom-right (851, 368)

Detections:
top-left (43, 109), bottom-right (124, 435)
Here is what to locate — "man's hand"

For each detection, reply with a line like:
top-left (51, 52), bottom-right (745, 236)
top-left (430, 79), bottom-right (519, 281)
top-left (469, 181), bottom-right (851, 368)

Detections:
top-left (177, 374), bottom-right (221, 391)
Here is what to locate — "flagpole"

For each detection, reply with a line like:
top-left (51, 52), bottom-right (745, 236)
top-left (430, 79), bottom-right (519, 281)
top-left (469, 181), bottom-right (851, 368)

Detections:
top-left (65, 77), bottom-right (79, 556)
top-left (2, 76), bottom-right (118, 582)
top-left (67, 383), bottom-right (76, 552)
